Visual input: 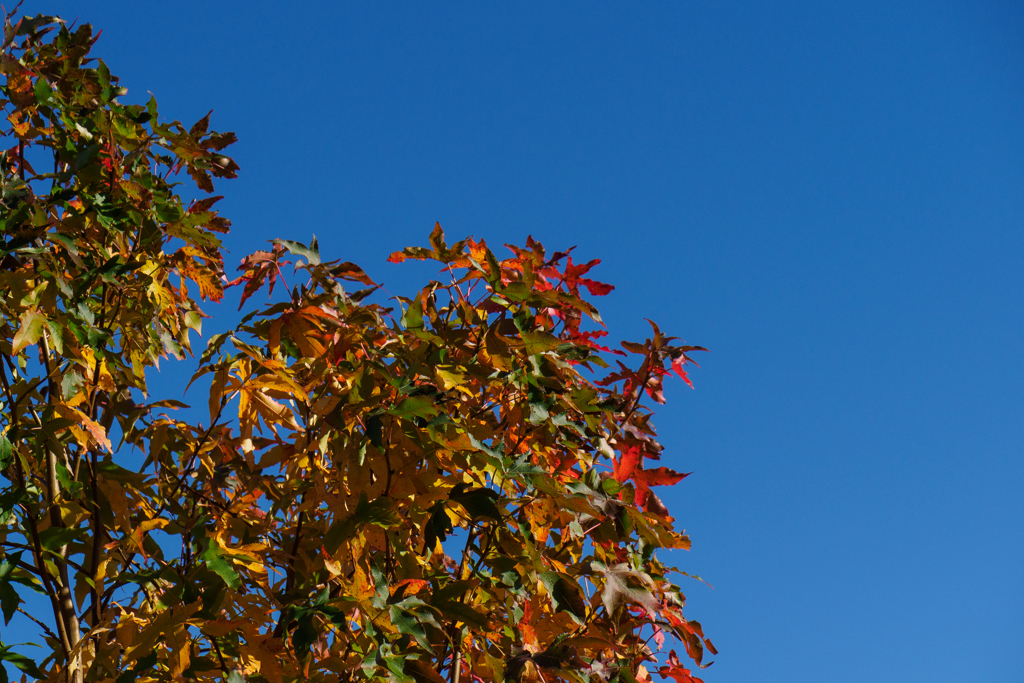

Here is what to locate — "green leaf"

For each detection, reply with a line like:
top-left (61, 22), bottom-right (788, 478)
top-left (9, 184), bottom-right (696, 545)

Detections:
top-left (116, 651), bottom-right (157, 683)
top-left (273, 238), bottom-right (320, 265)
top-left (291, 613), bottom-right (318, 654)
top-left (431, 599), bottom-right (491, 630)
top-left (450, 486), bottom-right (502, 521)
top-left (44, 319), bottom-right (64, 355)
top-left (0, 557), bottom-right (15, 584)
top-left (54, 461), bottom-right (83, 498)
top-left (520, 329), bottom-right (563, 355)
top-left (0, 581), bottom-right (20, 625)
top-left (401, 297), bottom-right (424, 329)
top-left (388, 396), bottom-right (439, 421)
top-left (601, 477), bottom-right (620, 496)
top-left (15, 14), bottom-right (62, 37)
top-left (540, 572), bottom-right (588, 623)
top-left (199, 542), bottom-right (242, 590)
top-left (389, 605), bottom-right (433, 652)
top-left (33, 77), bottom-right (54, 104)
top-left (184, 310), bottom-right (202, 334)
top-left (199, 332), bottom-right (231, 365)
top-left (0, 436), bottom-right (12, 470)
top-left (383, 654), bottom-right (416, 683)
top-left (366, 414), bottom-right (384, 449)
top-left (0, 646), bottom-right (43, 679)
top-left (18, 281), bottom-right (48, 307)
top-left (46, 232), bottom-right (79, 255)
top-left (38, 527), bottom-right (83, 552)
top-left (74, 143), bottom-right (102, 171)
top-left (155, 200), bottom-right (184, 224)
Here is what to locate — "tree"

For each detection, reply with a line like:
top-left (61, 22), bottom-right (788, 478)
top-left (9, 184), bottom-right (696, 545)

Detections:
top-left (0, 12), bottom-right (715, 683)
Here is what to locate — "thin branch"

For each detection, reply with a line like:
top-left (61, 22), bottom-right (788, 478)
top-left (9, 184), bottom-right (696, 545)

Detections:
top-left (17, 606), bottom-right (58, 641)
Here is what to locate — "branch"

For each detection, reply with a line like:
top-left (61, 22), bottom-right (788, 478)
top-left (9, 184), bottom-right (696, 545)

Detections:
top-left (17, 606), bottom-right (58, 641)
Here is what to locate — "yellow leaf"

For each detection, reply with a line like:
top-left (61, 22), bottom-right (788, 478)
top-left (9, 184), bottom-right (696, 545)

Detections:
top-left (200, 620), bottom-right (237, 638)
top-left (322, 546), bottom-right (343, 578)
top-left (252, 390), bottom-right (299, 430)
top-left (11, 309), bottom-right (45, 353)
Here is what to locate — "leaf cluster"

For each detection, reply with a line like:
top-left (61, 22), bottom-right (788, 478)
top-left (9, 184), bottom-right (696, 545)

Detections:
top-left (0, 12), bottom-right (713, 683)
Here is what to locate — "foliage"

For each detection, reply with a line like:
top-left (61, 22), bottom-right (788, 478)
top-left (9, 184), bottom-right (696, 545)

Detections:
top-left (0, 12), bottom-right (714, 683)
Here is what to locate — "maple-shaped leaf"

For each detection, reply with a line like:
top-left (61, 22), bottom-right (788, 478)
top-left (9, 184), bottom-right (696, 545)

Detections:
top-left (658, 651), bottom-right (705, 683)
top-left (274, 237), bottom-right (320, 265)
top-left (226, 244), bottom-right (290, 309)
top-left (633, 466), bottom-right (690, 511)
top-left (387, 222), bottom-right (468, 264)
top-left (612, 445), bottom-right (643, 483)
top-left (594, 561), bottom-right (661, 615)
top-left (329, 261), bottom-right (375, 286)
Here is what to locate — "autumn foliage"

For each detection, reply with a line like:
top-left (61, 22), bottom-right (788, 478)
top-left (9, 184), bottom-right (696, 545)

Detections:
top-left (0, 12), bottom-right (715, 683)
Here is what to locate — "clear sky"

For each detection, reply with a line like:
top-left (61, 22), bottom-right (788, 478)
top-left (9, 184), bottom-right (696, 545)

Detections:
top-left (15, 1), bottom-right (1024, 680)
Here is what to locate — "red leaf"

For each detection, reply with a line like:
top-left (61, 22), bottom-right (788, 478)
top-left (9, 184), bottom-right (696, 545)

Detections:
top-left (580, 278), bottom-right (614, 296)
top-left (613, 446), bottom-right (642, 483)
top-left (635, 467), bottom-right (689, 488)
top-left (330, 262), bottom-right (375, 286)
top-left (658, 650), bottom-right (704, 683)
top-left (226, 244), bottom-right (290, 309)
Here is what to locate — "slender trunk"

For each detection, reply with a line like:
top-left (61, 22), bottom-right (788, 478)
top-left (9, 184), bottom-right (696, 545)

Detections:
top-left (40, 336), bottom-right (83, 683)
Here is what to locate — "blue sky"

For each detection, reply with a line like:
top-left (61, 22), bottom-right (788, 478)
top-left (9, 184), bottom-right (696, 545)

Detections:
top-left (15, 1), bottom-right (1024, 680)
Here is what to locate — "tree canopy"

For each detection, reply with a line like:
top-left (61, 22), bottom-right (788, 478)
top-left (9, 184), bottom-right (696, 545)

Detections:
top-left (0, 12), bottom-right (714, 683)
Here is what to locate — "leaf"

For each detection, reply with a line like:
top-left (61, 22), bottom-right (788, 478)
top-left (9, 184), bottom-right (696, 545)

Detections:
top-left (273, 238), bottom-right (320, 265)
top-left (0, 579), bottom-right (21, 625)
top-left (75, 143), bottom-right (102, 171)
top-left (54, 461), bottom-right (83, 497)
top-left (184, 310), bottom-right (203, 334)
top-left (540, 572), bottom-right (588, 623)
top-left (635, 467), bottom-right (689, 488)
top-left (0, 436), bottom-right (12, 470)
top-left (404, 659), bottom-right (447, 683)
top-left (226, 245), bottom-right (290, 309)
top-left (330, 261), bottom-right (375, 285)
top-left (388, 396), bottom-right (439, 421)
top-left (190, 110), bottom-right (213, 135)
top-left (632, 466), bottom-right (691, 510)
top-left (200, 541), bottom-right (242, 590)
top-left (449, 486), bottom-right (502, 521)
top-left (594, 562), bottom-right (660, 615)
top-left (389, 605), bottom-right (433, 652)
top-left (422, 501), bottom-right (453, 552)
top-left (39, 526), bottom-right (84, 551)
top-left (322, 493), bottom-right (400, 553)
top-left (659, 650), bottom-right (705, 683)
top-left (520, 329), bottom-right (563, 355)
top-left (366, 414), bottom-right (384, 449)
top-left (613, 446), bottom-right (642, 483)
top-left (33, 77), bottom-right (54, 104)
top-left (431, 599), bottom-right (491, 630)
top-left (291, 612), bottom-right (318, 653)
top-left (116, 651), bottom-right (158, 683)
top-left (44, 319), bottom-right (64, 354)
top-left (0, 647), bottom-right (43, 680)
top-left (11, 309), bottom-right (45, 353)
top-left (15, 14), bottom-right (62, 37)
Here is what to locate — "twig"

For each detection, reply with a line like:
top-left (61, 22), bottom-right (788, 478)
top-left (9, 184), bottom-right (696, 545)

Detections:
top-left (18, 606), bottom-right (57, 641)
